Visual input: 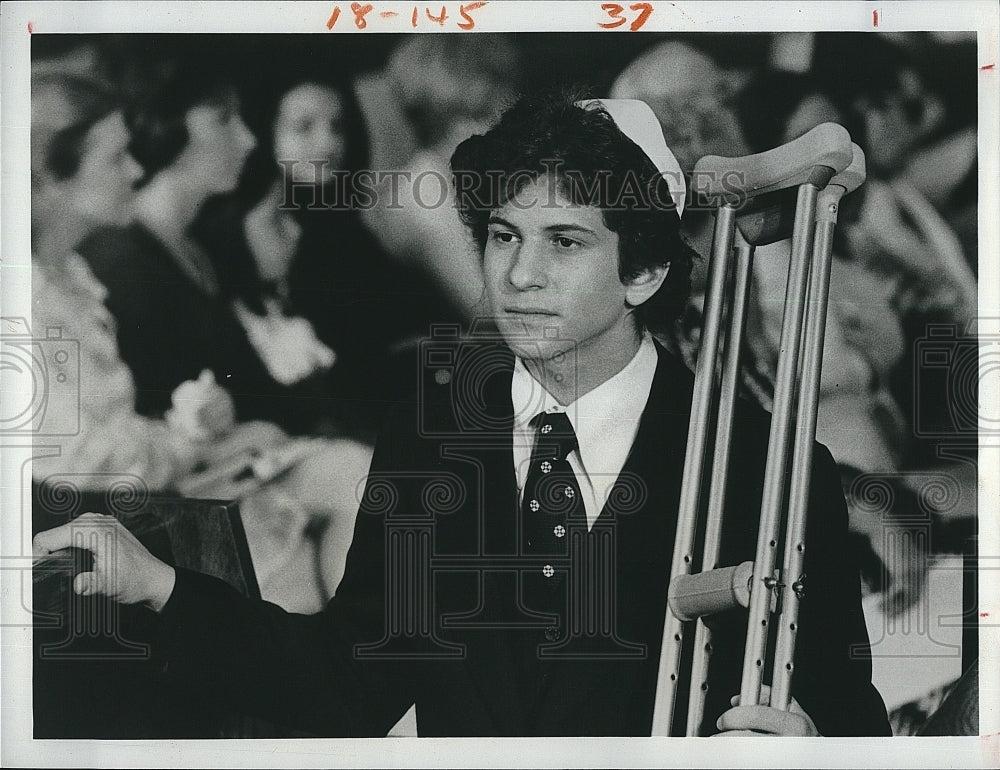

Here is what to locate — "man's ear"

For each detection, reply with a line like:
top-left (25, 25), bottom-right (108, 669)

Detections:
top-left (625, 263), bottom-right (670, 308)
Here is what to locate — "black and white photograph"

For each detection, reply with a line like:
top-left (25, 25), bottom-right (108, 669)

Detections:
top-left (1, 1), bottom-right (997, 766)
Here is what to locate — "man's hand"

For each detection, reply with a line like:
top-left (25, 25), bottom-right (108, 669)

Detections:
top-left (713, 685), bottom-right (820, 737)
top-left (33, 513), bottom-right (176, 613)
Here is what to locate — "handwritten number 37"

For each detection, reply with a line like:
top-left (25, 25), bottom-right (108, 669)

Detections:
top-left (599, 2), bottom-right (653, 31)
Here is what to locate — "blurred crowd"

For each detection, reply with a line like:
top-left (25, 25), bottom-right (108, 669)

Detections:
top-left (29, 31), bottom-right (978, 730)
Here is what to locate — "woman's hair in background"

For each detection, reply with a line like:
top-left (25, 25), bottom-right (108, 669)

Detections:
top-left (735, 70), bottom-right (859, 154)
top-left (451, 91), bottom-right (697, 335)
top-left (233, 61), bottom-right (370, 207)
top-left (124, 53), bottom-right (238, 183)
top-left (386, 34), bottom-right (522, 148)
top-left (31, 72), bottom-right (120, 182)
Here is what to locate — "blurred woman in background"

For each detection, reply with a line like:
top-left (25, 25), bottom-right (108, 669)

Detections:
top-left (734, 70), bottom-right (910, 475)
top-left (195, 69), bottom-right (463, 440)
top-left (75, 58), bottom-right (373, 611)
top-left (30, 71), bottom-right (235, 493)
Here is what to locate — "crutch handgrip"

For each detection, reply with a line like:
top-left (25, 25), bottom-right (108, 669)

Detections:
top-left (668, 561), bottom-right (754, 621)
top-left (828, 143), bottom-right (866, 196)
top-left (692, 123), bottom-right (853, 204)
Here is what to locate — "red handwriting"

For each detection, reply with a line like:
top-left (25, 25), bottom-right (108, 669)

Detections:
top-left (458, 1), bottom-right (487, 29)
top-left (599, 2), bottom-right (653, 31)
top-left (326, 2), bottom-right (486, 30)
top-left (873, 9), bottom-right (879, 27)
top-left (982, 63), bottom-right (996, 71)
top-left (27, 21), bottom-right (34, 33)
top-left (426, 5), bottom-right (448, 25)
top-left (981, 612), bottom-right (990, 617)
top-left (352, 2), bottom-right (374, 28)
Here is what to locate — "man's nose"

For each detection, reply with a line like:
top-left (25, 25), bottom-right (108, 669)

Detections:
top-left (507, 240), bottom-right (546, 290)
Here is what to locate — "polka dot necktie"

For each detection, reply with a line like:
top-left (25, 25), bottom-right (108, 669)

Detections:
top-left (521, 411), bottom-right (584, 556)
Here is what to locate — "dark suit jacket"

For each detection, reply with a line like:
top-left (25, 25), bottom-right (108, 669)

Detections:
top-left (79, 224), bottom-right (345, 436)
top-left (155, 341), bottom-right (890, 737)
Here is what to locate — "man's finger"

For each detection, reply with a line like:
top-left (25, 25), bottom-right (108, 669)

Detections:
top-left (717, 705), bottom-right (811, 736)
top-left (73, 571), bottom-right (98, 596)
top-left (32, 514), bottom-right (114, 560)
top-left (711, 730), bottom-right (761, 737)
top-left (32, 522), bottom-right (83, 557)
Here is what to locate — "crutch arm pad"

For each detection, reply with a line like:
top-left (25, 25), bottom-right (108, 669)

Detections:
top-left (667, 560), bottom-right (754, 621)
top-left (692, 123), bottom-right (853, 204)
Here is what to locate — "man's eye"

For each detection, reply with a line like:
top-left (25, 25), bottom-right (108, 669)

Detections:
top-left (554, 236), bottom-right (579, 249)
top-left (490, 230), bottom-right (517, 244)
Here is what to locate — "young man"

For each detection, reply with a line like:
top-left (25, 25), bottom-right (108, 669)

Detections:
top-left (34, 94), bottom-right (890, 737)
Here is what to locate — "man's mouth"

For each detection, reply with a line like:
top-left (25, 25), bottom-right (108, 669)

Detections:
top-left (503, 308), bottom-right (557, 316)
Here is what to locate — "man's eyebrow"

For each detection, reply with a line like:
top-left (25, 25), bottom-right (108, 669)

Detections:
top-left (541, 224), bottom-right (597, 236)
top-left (487, 216), bottom-right (597, 237)
top-left (487, 215), bottom-right (520, 230)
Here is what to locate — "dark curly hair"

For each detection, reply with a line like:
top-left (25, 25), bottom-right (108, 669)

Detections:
top-left (125, 56), bottom-right (236, 184)
top-left (450, 91), bottom-right (696, 335)
top-left (31, 72), bottom-right (120, 181)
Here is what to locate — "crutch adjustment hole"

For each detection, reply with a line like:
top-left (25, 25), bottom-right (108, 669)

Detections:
top-left (761, 619), bottom-right (767, 627)
top-left (704, 643), bottom-right (713, 653)
top-left (790, 623), bottom-right (797, 631)
top-left (700, 683), bottom-right (708, 692)
top-left (674, 633), bottom-right (682, 641)
top-left (684, 555), bottom-right (691, 564)
top-left (769, 539), bottom-right (776, 547)
top-left (756, 659), bottom-right (762, 667)
top-left (786, 663), bottom-right (793, 671)
top-left (670, 674), bottom-right (677, 681)
top-left (797, 544), bottom-right (804, 552)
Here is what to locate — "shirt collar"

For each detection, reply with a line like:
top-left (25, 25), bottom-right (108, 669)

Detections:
top-left (511, 335), bottom-right (659, 469)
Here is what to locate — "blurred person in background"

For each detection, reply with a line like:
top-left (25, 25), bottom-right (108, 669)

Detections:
top-left (361, 34), bottom-right (524, 320)
top-left (30, 71), bottom-right (236, 494)
top-left (196, 66), bottom-right (463, 440)
top-left (734, 70), bottom-right (909, 476)
top-left (737, 45), bottom-right (979, 735)
top-left (74, 56), bottom-right (373, 612)
top-left (812, 35), bottom-right (978, 470)
top-left (610, 41), bottom-right (754, 391)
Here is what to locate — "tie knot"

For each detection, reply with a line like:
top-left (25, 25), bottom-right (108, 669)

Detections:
top-left (530, 411), bottom-right (578, 460)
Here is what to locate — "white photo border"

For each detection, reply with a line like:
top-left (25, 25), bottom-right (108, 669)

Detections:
top-left (2, 1), bottom-right (998, 767)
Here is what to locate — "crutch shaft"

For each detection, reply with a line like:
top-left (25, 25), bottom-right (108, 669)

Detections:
top-left (651, 204), bottom-right (737, 736)
top-left (685, 236), bottom-right (756, 735)
top-left (740, 182), bottom-right (820, 707)
top-left (769, 145), bottom-right (863, 707)
top-left (769, 215), bottom-right (835, 710)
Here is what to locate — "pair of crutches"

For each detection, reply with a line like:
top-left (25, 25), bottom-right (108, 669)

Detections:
top-left (650, 123), bottom-right (866, 736)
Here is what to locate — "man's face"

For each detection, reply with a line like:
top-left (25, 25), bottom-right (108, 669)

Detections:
top-left (483, 176), bottom-right (638, 371)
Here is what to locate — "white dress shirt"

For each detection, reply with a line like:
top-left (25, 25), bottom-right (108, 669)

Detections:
top-left (510, 335), bottom-right (658, 531)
